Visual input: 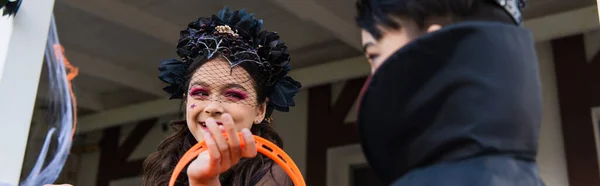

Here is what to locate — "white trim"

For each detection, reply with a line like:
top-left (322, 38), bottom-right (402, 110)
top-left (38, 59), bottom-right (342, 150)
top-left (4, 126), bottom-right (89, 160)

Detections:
top-left (0, 0), bottom-right (57, 184)
top-left (597, 0), bottom-right (600, 25)
top-left (326, 143), bottom-right (368, 186)
top-left (0, 17), bottom-right (14, 79)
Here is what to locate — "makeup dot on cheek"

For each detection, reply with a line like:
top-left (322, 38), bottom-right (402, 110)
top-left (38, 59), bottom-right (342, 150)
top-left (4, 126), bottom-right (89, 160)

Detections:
top-left (190, 103), bottom-right (196, 109)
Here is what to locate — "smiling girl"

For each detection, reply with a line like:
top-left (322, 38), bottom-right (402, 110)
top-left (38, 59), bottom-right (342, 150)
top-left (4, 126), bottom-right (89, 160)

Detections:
top-left (142, 7), bottom-right (301, 186)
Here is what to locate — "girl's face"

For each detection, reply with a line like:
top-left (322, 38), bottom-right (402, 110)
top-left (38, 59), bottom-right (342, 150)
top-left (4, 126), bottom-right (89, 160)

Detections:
top-left (185, 58), bottom-right (266, 142)
top-left (361, 18), bottom-right (441, 73)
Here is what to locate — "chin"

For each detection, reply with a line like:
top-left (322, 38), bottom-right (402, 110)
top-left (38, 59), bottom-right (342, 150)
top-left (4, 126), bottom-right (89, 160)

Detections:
top-left (186, 126), bottom-right (204, 141)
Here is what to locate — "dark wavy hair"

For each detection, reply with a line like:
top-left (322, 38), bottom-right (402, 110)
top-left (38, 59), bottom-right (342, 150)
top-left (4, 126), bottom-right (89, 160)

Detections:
top-left (355, 0), bottom-right (523, 39)
top-left (142, 7), bottom-right (301, 186)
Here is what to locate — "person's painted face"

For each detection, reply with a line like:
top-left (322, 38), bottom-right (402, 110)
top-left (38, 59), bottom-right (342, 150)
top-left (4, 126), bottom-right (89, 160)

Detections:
top-left (361, 18), bottom-right (441, 73)
top-left (185, 58), bottom-right (266, 142)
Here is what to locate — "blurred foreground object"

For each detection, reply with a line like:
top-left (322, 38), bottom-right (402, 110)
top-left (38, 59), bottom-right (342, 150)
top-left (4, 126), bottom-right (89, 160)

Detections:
top-left (0, 0), bottom-right (21, 16)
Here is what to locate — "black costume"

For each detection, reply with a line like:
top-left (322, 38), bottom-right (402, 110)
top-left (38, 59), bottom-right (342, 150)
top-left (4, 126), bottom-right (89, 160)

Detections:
top-left (357, 21), bottom-right (546, 186)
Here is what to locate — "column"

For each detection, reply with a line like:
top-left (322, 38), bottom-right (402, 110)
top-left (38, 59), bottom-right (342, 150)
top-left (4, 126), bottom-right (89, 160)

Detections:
top-left (0, 0), bottom-right (56, 185)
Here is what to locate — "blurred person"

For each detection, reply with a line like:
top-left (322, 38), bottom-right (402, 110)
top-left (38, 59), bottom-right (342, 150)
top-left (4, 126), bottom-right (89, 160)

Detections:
top-left (354, 0), bottom-right (545, 185)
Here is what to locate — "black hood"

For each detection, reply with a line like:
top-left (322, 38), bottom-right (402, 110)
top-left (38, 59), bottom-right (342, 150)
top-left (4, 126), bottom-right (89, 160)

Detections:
top-left (357, 22), bottom-right (542, 185)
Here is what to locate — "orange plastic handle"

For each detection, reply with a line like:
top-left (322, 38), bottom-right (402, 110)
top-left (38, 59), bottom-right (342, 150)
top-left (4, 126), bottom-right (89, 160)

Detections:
top-left (168, 133), bottom-right (306, 186)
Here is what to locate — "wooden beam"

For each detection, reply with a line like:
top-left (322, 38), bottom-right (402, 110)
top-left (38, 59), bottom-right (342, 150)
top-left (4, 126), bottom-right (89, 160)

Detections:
top-left (592, 50), bottom-right (600, 88)
top-left (306, 77), bottom-right (364, 186)
top-left (65, 49), bottom-right (166, 97)
top-left (61, 0), bottom-right (178, 45)
top-left (551, 34), bottom-right (600, 186)
top-left (37, 81), bottom-right (104, 111)
top-left (77, 99), bottom-right (179, 133)
top-left (96, 119), bottom-right (157, 186)
top-left (267, 1), bottom-right (600, 49)
top-left (58, 0), bottom-right (176, 97)
top-left (76, 5), bottom-right (600, 134)
top-left (76, 56), bottom-right (370, 133)
top-left (267, 0), bottom-right (361, 50)
top-left (524, 6), bottom-right (599, 42)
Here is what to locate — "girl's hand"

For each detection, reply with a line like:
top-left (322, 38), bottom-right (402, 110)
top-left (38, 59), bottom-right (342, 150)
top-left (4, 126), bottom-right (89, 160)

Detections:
top-left (187, 114), bottom-right (257, 185)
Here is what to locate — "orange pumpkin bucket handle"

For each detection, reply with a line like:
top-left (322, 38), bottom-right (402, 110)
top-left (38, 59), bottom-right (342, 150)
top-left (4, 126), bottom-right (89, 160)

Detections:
top-left (168, 132), bottom-right (306, 186)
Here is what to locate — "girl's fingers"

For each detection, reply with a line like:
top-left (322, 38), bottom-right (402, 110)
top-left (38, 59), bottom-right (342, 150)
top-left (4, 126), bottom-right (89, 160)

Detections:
top-left (202, 131), bottom-right (221, 168)
top-left (205, 118), bottom-right (231, 168)
top-left (222, 114), bottom-right (242, 165)
top-left (241, 128), bottom-right (257, 158)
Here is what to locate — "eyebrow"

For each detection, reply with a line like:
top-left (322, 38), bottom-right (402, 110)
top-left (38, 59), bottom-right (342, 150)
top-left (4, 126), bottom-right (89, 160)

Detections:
top-left (362, 42), bottom-right (374, 53)
top-left (189, 81), bottom-right (210, 88)
top-left (190, 81), bottom-right (247, 91)
top-left (223, 83), bottom-right (247, 91)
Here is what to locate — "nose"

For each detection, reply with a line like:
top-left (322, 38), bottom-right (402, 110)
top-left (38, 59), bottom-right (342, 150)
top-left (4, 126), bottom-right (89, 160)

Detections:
top-left (203, 101), bottom-right (224, 116)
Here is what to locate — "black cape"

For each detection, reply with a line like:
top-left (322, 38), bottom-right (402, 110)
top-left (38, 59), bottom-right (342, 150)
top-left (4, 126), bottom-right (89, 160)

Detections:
top-left (357, 22), bottom-right (546, 186)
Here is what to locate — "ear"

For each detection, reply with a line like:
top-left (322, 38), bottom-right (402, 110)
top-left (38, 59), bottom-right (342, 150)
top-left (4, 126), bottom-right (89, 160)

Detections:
top-left (254, 98), bottom-right (268, 124)
top-left (426, 24), bottom-right (442, 33)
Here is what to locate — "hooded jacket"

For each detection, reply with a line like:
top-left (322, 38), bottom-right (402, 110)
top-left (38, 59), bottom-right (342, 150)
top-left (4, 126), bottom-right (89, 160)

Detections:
top-left (357, 21), bottom-right (546, 186)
